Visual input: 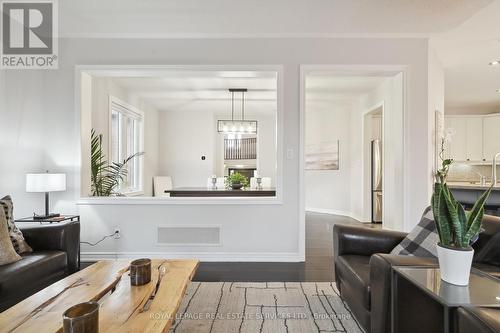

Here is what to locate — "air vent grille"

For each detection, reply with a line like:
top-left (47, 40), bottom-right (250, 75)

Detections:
top-left (157, 225), bottom-right (221, 245)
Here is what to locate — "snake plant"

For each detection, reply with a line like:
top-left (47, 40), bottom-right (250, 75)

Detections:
top-left (432, 136), bottom-right (492, 249)
top-left (91, 129), bottom-right (144, 196)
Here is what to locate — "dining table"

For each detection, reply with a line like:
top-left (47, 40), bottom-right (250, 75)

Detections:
top-left (165, 187), bottom-right (276, 197)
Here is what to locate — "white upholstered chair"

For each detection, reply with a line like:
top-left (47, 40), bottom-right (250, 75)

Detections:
top-left (153, 176), bottom-right (173, 197)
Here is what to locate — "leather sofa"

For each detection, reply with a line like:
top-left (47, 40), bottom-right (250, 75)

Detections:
top-left (0, 221), bottom-right (80, 312)
top-left (333, 214), bottom-right (500, 333)
top-left (456, 307), bottom-right (500, 333)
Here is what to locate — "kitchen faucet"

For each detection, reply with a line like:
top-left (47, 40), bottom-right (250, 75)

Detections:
top-left (492, 152), bottom-right (500, 186)
top-left (474, 171), bottom-right (487, 186)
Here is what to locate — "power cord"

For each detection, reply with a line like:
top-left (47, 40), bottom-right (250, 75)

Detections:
top-left (80, 231), bottom-right (119, 246)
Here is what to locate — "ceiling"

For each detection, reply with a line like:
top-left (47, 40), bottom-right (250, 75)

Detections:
top-left (433, 0), bottom-right (500, 114)
top-left (109, 71), bottom-right (277, 114)
top-left (60, 0), bottom-right (491, 37)
top-left (305, 75), bottom-right (388, 105)
top-left (72, 0), bottom-right (500, 115)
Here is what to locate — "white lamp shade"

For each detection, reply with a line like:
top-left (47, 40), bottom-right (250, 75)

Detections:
top-left (26, 173), bottom-right (66, 192)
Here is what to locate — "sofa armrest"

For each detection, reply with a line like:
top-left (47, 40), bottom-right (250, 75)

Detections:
top-left (333, 224), bottom-right (407, 259)
top-left (457, 306), bottom-right (500, 333)
top-left (369, 254), bottom-right (438, 333)
top-left (20, 221), bottom-right (80, 273)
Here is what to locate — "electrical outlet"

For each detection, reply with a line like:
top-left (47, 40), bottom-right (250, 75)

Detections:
top-left (114, 227), bottom-right (121, 239)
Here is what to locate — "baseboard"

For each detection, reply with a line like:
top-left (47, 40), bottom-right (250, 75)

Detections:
top-left (306, 207), bottom-right (370, 223)
top-left (81, 251), bottom-right (303, 263)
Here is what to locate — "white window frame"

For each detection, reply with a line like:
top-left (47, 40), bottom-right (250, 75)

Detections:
top-left (108, 95), bottom-right (145, 196)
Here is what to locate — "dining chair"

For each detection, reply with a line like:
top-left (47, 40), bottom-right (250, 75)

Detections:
top-left (153, 176), bottom-right (173, 197)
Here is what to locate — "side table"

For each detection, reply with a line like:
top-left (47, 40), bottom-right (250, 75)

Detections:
top-left (391, 266), bottom-right (500, 333)
top-left (15, 215), bottom-right (81, 270)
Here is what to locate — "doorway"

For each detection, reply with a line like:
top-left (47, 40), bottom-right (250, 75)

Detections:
top-left (300, 66), bottom-right (405, 244)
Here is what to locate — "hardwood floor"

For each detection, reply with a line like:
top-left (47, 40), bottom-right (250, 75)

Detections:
top-left (193, 212), bottom-right (380, 282)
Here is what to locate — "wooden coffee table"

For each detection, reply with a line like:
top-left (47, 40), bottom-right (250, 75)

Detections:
top-left (0, 259), bottom-right (199, 332)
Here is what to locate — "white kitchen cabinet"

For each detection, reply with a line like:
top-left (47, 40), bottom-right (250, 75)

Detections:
top-left (445, 114), bottom-right (500, 163)
top-left (483, 114), bottom-right (500, 162)
top-left (465, 117), bottom-right (483, 162)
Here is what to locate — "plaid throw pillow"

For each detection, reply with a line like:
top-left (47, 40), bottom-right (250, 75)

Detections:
top-left (390, 206), bottom-right (438, 257)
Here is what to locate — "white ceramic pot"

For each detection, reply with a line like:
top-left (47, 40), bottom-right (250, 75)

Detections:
top-left (436, 244), bottom-right (474, 286)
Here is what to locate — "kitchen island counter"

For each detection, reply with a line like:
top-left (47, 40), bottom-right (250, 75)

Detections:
top-left (447, 182), bottom-right (500, 216)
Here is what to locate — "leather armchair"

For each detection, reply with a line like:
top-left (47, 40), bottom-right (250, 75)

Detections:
top-left (333, 214), bottom-right (500, 333)
top-left (333, 225), bottom-right (407, 332)
top-left (456, 307), bottom-right (500, 333)
top-left (0, 221), bottom-right (80, 312)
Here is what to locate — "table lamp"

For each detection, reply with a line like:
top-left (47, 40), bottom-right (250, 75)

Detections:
top-left (26, 172), bottom-right (66, 219)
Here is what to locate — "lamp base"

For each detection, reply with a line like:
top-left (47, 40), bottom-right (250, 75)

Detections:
top-left (33, 213), bottom-right (60, 220)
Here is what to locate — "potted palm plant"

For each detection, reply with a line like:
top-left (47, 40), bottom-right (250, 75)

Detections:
top-left (432, 135), bottom-right (492, 285)
top-left (90, 129), bottom-right (144, 196)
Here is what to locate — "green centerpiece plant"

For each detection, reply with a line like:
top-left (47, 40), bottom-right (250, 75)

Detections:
top-left (432, 134), bottom-right (492, 285)
top-left (226, 172), bottom-right (249, 190)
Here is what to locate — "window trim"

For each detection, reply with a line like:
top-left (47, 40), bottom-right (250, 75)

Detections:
top-left (108, 95), bottom-right (145, 196)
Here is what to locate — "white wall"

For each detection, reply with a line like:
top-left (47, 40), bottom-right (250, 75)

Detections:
top-left (159, 110), bottom-right (277, 188)
top-left (158, 109), bottom-right (216, 187)
top-left (428, 45), bottom-right (445, 190)
top-left (255, 113), bottom-right (277, 184)
top-left (137, 100), bottom-right (160, 196)
top-left (0, 37), bottom-right (434, 262)
top-left (305, 101), bottom-right (352, 216)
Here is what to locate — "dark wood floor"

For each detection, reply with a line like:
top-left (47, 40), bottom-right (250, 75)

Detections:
top-left (193, 212), bottom-right (380, 282)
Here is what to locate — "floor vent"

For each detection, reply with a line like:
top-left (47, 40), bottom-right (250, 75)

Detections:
top-left (157, 225), bottom-right (221, 246)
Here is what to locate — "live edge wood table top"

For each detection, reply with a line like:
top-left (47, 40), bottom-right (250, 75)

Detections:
top-left (165, 187), bottom-right (276, 197)
top-left (0, 259), bottom-right (199, 333)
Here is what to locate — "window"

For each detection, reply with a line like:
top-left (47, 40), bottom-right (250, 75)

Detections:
top-left (109, 96), bottom-right (144, 195)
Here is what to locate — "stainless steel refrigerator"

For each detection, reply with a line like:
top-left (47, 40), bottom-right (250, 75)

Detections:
top-left (371, 139), bottom-right (383, 223)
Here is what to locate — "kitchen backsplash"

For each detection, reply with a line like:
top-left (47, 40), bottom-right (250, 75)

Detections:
top-left (448, 163), bottom-right (500, 182)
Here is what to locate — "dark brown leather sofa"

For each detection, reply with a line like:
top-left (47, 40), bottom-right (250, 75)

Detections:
top-left (456, 307), bottom-right (500, 333)
top-left (0, 221), bottom-right (80, 312)
top-left (333, 215), bottom-right (500, 333)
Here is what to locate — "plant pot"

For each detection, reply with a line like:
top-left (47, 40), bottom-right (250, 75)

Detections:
top-left (231, 183), bottom-right (243, 190)
top-left (436, 244), bottom-right (474, 286)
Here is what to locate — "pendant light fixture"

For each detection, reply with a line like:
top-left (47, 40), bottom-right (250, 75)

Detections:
top-left (217, 88), bottom-right (258, 134)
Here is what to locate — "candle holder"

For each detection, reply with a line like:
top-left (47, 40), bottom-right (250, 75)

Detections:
top-left (130, 258), bottom-right (152, 286)
top-left (63, 302), bottom-right (99, 333)
top-left (256, 177), bottom-right (263, 190)
top-left (211, 176), bottom-right (217, 190)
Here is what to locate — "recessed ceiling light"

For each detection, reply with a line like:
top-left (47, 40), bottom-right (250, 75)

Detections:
top-left (489, 60), bottom-right (500, 66)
